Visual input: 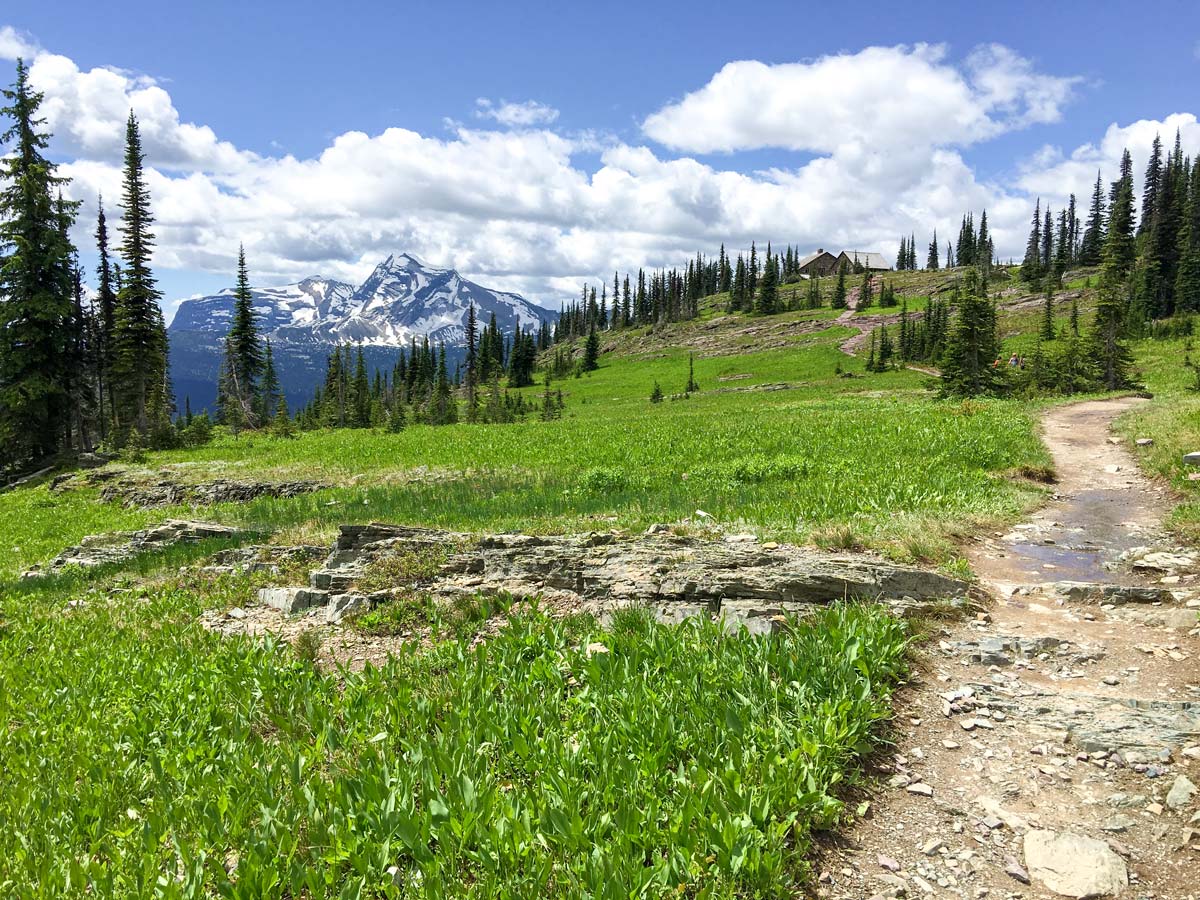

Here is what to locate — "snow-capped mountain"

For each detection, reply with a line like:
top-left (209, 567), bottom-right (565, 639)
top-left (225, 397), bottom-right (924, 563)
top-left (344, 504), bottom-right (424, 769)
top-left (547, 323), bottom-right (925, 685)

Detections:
top-left (168, 254), bottom-right (558, 410)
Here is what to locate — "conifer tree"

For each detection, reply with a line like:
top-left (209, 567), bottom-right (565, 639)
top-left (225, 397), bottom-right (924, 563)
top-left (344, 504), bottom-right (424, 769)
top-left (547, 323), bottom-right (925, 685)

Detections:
top-left (1176, 157), bottom-right (1200, 313)
top-left (1079, 171), bottom-right (1107, 266)
top-left (939, 269), bottom-right (1004, 398)
top-left (1103, 149), bottom-right (1137, 282)
top-left (757, 247), bottom-right (778, 314)
top-left (1022, 199), bottom-right (1043, 287)
top-left (463, 302), bottom-right (479, 419)
top-left (926, 230), bottom-right (939, 270)
top-left (111, 111), bottom-right (169, 441)
top-left (831, 260), bottom-right (848, 309)
top-left (93, 197), bottom-right (118, 437)
top-left (0, 59), bottom-right (79, 462)
top-left (977, 211), bottom-right (991, 269)
top-left (1040, 286), bottom-right (1056, 342)
top-left (859, 268), bottom-right (874, 309)
top-left (259, 339), bottom-right (280, 424)
top-left (582, 324), bottom-right (600, 371)
top-left (806, 274), bottom-right (821, 309)
top-left (1139, 134), bottom-right (1163, 239)
top-left (222, 244), bottom-right (264, 425)
top-left (352, 346), bottom-right (370, 427)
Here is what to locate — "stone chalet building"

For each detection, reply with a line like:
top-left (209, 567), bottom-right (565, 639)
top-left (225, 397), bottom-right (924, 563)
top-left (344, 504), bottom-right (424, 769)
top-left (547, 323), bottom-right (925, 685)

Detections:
top-left (797, 248), bottom-right (891, 277)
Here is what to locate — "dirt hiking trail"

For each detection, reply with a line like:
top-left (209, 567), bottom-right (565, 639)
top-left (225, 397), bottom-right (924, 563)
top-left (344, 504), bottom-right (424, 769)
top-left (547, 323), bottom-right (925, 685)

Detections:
top-left (814, 398), bottom-right (1200, 900)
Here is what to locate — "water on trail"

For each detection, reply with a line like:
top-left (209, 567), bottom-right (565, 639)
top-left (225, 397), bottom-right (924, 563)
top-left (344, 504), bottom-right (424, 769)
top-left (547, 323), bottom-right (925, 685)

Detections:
top-left (970, 397), bottom-right (1172, 593)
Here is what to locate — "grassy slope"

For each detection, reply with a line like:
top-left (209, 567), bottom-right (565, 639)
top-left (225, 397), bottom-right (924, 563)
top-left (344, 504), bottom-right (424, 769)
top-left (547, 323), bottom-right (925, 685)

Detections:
top-left (1, 320), bottom-right (1051, 580)
top-left (9, 262), bottom-right (1198, 898)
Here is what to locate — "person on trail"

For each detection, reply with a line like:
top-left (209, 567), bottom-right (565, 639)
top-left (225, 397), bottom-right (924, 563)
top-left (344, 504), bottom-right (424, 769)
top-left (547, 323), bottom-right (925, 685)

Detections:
top-left (1009, 354), bottom-right (1019, 367)
top-left (994, 357), bottom-right (1002, 368)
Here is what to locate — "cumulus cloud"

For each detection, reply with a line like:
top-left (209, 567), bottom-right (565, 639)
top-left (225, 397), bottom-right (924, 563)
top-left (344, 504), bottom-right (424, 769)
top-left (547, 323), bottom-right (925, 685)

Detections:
top-left (641, 43), bottom-right (1079, 154)
top-left (5, 29), bottom-right (1194, 319)
top-left (1018, 113), bottom-right (1200, 206)
top-left (0, 25), bottom-right (38, 60)
top-left (475, 97), bottom-right (560, 128)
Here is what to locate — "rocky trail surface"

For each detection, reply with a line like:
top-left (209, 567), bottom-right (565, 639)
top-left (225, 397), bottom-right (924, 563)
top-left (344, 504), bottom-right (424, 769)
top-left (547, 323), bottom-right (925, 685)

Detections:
top-left (816, 398), bottom-right (1200, 900)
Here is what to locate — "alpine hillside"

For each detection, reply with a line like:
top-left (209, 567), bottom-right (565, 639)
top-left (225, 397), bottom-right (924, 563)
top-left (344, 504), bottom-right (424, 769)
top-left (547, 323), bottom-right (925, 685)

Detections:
top-left (168, 253), bottom-right (557, 409)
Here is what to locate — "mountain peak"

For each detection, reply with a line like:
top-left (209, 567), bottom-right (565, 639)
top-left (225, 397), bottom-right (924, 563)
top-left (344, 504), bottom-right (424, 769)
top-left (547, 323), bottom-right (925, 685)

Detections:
top-left (381, 252), bottom-right (436, 272)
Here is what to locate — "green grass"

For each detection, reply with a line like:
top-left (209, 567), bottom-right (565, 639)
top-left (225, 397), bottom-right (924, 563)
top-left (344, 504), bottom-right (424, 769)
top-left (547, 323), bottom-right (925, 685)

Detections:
top-left (4, 267), bottom-right (1156, 898)
top-left (0, 337), bottom-right (1052, 579)
top-left (1115, 334), bottom-right (1200, 539)
top-left (0, 558), bottom-right (909, 898)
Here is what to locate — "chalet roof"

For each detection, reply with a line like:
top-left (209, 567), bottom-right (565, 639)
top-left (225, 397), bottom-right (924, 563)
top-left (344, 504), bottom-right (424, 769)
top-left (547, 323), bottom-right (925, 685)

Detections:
top-left (797, 249), bottom-right (835, 268)
top-left (837, 250), bottom-right (891, 270)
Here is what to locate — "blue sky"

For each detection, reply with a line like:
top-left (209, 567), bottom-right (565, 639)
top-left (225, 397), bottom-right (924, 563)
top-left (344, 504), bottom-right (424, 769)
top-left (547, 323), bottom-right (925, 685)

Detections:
top-left (2, 1), bottom-right (1199, 315)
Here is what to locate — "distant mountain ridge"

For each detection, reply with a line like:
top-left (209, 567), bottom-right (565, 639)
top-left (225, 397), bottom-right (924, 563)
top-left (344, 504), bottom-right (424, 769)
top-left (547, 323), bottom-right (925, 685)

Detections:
top-left (168, 254), bottom-right (558, 410)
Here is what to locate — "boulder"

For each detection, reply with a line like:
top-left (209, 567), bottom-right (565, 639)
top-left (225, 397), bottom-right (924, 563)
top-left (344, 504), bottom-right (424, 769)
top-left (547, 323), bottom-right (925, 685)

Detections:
top-left (1023, 830), bottom-right (1128, 898)
top-left (1184, 452), bottom-right (1200, 467)
top-left (326, 593), bottom-right (370, 624)
top-left (258, 587), bottom-right (330, 614)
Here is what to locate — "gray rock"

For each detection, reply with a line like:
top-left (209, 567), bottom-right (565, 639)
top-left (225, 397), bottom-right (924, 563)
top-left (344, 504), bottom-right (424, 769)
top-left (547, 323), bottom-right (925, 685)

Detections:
top-left (99, 477), bottom-right (326, 509)
top-left (258, 587), bottom-right (330, 614)
top-left (1101, 814), bottom-right (1136, 833)
top-left (22, 520), bottom-right (242, 578)
top-left (326, 593), bottom-right (370, 624)
top-left (302, 523), bottom-right (970, 621)
top-left (1166, 775), bottom-right (1197, 811)
top-left (1184, 452), bottom-right (1200, 467)
top-left (1023, 829), bottom-right (1128, 898)
top-left (1042, 581), bottom-right (1176, 605)
top-left (1004, 856), bottom-right (1030, 885)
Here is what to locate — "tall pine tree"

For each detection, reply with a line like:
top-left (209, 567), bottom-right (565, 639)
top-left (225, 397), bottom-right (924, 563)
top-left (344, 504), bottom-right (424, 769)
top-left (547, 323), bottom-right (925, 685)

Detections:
top-left (0, 59), bottom-right (79, 463)
top-left (111, 111), bottom-right (169, 441)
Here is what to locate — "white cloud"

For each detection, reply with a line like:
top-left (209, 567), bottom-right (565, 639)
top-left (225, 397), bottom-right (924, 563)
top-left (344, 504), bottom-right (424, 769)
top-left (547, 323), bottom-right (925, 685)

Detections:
top-left (641, 43), bottom-right (1079, 154)
top-left (1017, 113), bottom-right (1200, 211)
top-left (475, 97), bottom-right (560, 128)
top-left (4, 30), bottom-right (1193, 317)
top-left (0, 25), bottom-right (38, 60)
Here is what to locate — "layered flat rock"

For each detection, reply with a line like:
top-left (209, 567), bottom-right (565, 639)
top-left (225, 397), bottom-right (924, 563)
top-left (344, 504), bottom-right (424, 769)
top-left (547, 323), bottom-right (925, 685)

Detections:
top-left (303, 522), bottom-right (970, 627)
top-left (22, 520), bottom-right (242, 578)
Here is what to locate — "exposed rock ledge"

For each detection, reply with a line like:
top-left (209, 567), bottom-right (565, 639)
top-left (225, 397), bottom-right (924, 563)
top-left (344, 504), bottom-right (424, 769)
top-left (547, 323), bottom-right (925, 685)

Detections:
top-left (22, 520), bottom-right (242, 578)
top-left (241, 523), bottom-right (971, 632)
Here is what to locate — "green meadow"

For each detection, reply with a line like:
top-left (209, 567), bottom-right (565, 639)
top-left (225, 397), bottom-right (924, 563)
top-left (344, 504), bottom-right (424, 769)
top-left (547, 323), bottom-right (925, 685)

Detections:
top-left (6, 266), bottom-right (1199, 898)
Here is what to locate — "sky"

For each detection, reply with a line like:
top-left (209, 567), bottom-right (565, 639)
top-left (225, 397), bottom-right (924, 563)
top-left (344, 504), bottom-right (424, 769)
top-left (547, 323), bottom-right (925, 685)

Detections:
top-left (2, 0), bottom-right (1200, 323)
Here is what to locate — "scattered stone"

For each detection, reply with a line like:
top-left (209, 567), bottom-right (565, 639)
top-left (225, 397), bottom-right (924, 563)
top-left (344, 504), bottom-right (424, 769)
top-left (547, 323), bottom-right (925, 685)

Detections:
top-left (878, 855), bottom-right (901, 872)
top-left (1183, 452), bottom-right (1200, 467)
top-left (1003, 857), bottom-right (1030, 885)
top-left (1135, 438), bottom-right (1153, 447)
top-left (921, 839), bottom-right (944, 856)
top-left (1100, 814), bottom-right (1137, 833)
top-left (1022, 830), bottom-right (1128, 898)
top-left (1166, 775), bottom-right (1197, 811)
top-left (906, 782), bottom-right (934, 797)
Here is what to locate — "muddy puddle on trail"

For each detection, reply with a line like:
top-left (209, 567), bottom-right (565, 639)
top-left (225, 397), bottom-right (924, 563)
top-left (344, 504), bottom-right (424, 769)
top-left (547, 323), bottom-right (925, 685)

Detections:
top-left (994, 486), bottom-right (1163, 584)
top-left (972, 398), bottom-right (1173, 591)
